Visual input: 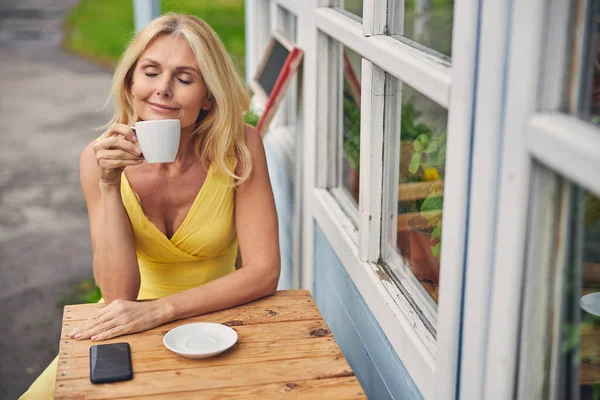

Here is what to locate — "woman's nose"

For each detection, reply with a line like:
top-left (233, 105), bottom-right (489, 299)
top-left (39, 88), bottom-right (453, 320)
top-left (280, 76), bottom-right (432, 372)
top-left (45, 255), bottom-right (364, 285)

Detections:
top-left (156, 77), bottom-right (172, 98)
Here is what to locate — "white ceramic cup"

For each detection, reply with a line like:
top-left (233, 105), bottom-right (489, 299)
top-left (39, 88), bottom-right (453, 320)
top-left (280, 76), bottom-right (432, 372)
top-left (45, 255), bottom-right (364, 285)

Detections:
top-left (132, 119), bottom-right (180, 164)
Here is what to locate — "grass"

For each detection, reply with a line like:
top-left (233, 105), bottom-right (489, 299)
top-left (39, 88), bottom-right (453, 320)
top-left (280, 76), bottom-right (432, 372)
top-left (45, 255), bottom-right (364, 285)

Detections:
top-left (64, 0), bottom-right (246, 75)
top-left (56, 278), bottom-right (103, 306)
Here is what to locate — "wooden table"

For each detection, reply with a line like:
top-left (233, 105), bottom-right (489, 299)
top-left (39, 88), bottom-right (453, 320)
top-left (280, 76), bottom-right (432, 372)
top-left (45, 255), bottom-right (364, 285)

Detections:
top-left (54, 290), bottom-right (366, 399)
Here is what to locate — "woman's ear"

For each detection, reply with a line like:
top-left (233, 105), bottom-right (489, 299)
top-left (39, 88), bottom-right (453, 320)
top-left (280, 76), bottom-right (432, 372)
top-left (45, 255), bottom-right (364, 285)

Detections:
top-left (201, 93), bottom-right (214, 111)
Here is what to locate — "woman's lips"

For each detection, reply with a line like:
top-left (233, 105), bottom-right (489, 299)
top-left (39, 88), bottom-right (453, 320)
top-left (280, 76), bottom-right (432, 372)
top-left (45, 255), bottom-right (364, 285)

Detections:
top-left (147, 101), bottom-right (180, 114)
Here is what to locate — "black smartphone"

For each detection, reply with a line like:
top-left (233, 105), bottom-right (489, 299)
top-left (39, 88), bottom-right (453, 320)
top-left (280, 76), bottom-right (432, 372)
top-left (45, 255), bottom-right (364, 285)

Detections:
top-left (89, 342), bottom-right (134, 384)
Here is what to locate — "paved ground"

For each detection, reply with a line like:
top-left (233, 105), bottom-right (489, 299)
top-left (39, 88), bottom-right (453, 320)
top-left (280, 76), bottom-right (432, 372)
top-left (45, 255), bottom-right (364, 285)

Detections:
top-left (0, 1), bottom-right (114, 397)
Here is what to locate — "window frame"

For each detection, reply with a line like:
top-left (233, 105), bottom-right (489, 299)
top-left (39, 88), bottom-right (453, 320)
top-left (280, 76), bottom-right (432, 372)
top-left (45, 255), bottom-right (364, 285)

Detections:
top-left (250, 0), bottom-right (476, 397)
top-left (308, 1), bottom-right (473, 398)
top-left (470, 0), bottom-right (600, 398)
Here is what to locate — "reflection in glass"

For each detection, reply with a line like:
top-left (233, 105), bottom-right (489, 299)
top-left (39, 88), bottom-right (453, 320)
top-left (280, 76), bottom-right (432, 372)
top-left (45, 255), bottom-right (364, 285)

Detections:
top-left (341, 47), bottom-right (362, 204)
top-left (586, 8), bottom-right (600, 123)
top-left (393, 80), bottom-right (448, 304)
top-left (388, 0), bottom-right (454, 59)
top-left (560, 190), bottom-right (600, 399)
top-left (343, 0), bottom-right (363, 19)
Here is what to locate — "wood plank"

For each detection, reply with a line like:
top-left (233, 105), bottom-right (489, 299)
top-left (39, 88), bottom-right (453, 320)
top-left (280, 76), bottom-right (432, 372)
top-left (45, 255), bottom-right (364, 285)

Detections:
top-left (397, 180), bottom-right (444, 202)
top-left (56, 337), bottom-right (343, 379)
top-left (580, 332), bottom-right (600, 363)
top-left (580, 362), bottom-right (600, 385)
top-left (129, 377), bottom-right (366, 399)
top-left (63, 293), bottom-right (319, 323)
top-left (57, 319), bottom-right (333, 362)
top-left (55, 290), bottom-right (366, 399)
top-left (579, 331), bottom-right (600, 385)
top-left (54, 356), bottom-right (355, 399)
top-left (270, 290), bottom-right (311, 296)
top-left (580, 322), bottom-right (600, 336)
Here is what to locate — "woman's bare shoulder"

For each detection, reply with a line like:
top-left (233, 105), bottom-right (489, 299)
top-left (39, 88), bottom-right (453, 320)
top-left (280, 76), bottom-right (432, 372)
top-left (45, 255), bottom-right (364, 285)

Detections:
top-left (243, 123), bottom-right (262, 153)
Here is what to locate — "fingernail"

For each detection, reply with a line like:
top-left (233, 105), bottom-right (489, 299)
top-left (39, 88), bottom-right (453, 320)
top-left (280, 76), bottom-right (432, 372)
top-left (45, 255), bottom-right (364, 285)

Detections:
top-left (91, 336), bottom-right (98, 341)
top-left (74, 334), bottom-right (82, 340)
top-left (132, 135), bottom-right (138, 142)
top-left (69, 328), bottom-right (80, 337)
top-left (135, 147), bottom-right (141, 155)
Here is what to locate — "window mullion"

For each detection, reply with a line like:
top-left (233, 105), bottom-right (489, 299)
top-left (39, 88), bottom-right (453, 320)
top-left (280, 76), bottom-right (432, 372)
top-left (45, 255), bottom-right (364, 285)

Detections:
top-left (316, 32), bottom-right (342, 188)
top-left (273, 0), bottom-right (300, 15)
top-left (362, 0), bottom-right (388, 36)
top-left (358, 60), bottom-right (385, 262)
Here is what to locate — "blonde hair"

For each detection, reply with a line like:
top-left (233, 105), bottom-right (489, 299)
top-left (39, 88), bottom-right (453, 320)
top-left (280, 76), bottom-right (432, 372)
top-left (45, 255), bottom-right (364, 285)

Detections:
top-left (108, 13), bottom-right (252, 184)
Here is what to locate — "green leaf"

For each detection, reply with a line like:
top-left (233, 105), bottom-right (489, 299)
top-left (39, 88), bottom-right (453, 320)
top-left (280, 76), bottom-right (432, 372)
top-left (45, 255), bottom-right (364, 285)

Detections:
top-left (409, 153), bottom-right (421, 175)
top-left (416, 133), bottom-right (430, 148)
top-left (243, 110), bottom-right (260, 127)
top-left (421, 194), bottom-right (444, 212)
top-left (561, 323), bottom-right (581, 353)
top-left (431, 243), bottom-right (441, 259)
top-left (415, 123), bottom-right (430, 135)
top-left (431, 225), bottom-right (442, 241)
top-left (424, 141), bottom-right (438, 154)
top-left (413, 139), bottom-right (423, 152)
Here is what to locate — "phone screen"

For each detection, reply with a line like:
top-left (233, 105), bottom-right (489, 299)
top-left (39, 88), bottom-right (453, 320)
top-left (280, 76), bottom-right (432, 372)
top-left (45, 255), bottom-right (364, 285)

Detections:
top-left (89, 342), bottom-right (133, 384)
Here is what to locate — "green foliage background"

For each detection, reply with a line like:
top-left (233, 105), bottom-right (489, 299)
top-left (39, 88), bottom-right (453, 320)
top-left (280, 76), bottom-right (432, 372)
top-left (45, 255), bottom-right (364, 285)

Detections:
top-left (64, 0), bottom-right (246, 75)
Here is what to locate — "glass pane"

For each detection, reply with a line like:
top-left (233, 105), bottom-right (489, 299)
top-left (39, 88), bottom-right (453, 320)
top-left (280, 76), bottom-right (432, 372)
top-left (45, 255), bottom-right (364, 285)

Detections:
top-left (388, 0), bottom-right (454, 59)
top-left (559, 189), bottom-right (600, 399)
top-left (585, 4), bottom-right (600, 123)
top-left (278, 7), bottom-right (298, 126)
top-left (341, 47), bottom-right (362, 204)
top-left (343, 0), bottom-right (363, 19)
top-left (393, 80), bottom-right (448, 304)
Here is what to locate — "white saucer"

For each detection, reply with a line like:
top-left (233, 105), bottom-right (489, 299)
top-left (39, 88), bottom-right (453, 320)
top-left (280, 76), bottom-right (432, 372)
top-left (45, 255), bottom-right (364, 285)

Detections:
top-left (163, 323), bottom-right (238, 359)
top-left (580, 292), bottom-right (600, 317)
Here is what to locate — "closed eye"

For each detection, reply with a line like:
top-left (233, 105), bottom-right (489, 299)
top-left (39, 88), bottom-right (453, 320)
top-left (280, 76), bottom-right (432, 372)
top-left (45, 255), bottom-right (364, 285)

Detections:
top-left (145, 73), bottom-right (158, 77)
top-left (178, 78), bottom-right (192, 85)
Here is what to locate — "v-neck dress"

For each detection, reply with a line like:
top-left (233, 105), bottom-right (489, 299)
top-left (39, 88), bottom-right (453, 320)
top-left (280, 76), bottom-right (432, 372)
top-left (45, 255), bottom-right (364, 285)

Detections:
top-left (19, 161), bottom-right (238, 400)
top-left (120, 162), bottom-right (238, 300)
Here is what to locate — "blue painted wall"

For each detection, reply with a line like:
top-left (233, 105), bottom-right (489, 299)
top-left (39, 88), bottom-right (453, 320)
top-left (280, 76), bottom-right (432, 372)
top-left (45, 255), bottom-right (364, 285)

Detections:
top-left (314, 223), bottom-right (423, 400)
top-left (264, 139), bottom-right (293, 289)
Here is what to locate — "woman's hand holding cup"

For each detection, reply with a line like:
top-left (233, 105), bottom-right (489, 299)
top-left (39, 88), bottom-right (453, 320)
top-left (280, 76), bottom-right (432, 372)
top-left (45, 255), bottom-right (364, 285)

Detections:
top-left (93, 123), bottom-right (144, 186)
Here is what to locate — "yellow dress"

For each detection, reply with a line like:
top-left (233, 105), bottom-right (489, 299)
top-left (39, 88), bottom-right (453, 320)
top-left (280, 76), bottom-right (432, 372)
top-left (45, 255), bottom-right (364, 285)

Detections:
top-left (20, 162), bottom-right (238, 399)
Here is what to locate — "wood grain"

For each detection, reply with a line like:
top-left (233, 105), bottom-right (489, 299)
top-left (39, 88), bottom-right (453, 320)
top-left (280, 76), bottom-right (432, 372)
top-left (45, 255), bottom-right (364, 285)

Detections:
top-left (55, 356), bottom-right (354, 399)
top-left (54, 290), bottom-right (365, 399)
top-left (58, 319), bottom-right (332, 362)
top-left (62, 291), bottom-right (317, 323)
top-left (57, 338), bottom-right (342, 379)
top-left (128, 377), bottom-right (366, 399)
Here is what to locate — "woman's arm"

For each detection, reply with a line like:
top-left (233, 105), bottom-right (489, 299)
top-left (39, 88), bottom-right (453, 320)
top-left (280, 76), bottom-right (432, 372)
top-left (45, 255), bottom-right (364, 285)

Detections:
top-left (80, 125), bottom-right (144, 303)
top-left (70, 125), bottom-right (281, 341)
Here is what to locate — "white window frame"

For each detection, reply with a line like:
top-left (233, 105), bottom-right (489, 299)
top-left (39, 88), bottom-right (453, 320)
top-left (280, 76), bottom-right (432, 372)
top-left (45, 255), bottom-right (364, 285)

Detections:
top-left (299, 1), bottom-right (477, 398)
top-left (458, 0), bottom-right (600, 398)
top-left (250, 0), bottom-right (478, 397)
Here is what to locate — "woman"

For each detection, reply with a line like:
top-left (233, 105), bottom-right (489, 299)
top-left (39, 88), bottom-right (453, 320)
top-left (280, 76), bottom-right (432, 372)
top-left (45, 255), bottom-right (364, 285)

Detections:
top-left (20, 13), bottom-right (280, 399)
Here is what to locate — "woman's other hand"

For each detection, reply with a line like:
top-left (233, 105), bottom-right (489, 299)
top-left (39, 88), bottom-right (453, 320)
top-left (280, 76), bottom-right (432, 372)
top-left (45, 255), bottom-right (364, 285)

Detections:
top-left (67, 299), bottom-right (171, 341)
top-left (94, 123), bottom-right (143, 186)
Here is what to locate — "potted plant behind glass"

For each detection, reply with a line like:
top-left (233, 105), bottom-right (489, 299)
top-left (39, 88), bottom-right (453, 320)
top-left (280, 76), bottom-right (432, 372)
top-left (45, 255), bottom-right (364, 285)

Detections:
top-left (396, 104), bottom-right (443, 268)
top-left (342, 95), bottom-right (361, 201)
top-left (405, 130), bottom-right (446, 286)
top-left (342, 100), bottom-right (432, 203)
